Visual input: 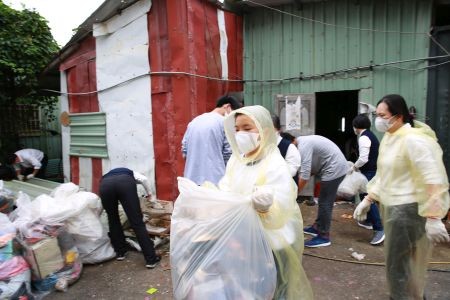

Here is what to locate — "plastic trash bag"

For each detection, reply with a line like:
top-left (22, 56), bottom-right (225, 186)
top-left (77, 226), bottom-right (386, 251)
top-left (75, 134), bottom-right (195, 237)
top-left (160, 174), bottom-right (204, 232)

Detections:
top-left (11, 183), bottom-right (115, 264)
top-left (337, 162), bottom-right (368, 199)
top-left (0, 213), bottom-right (32, 299)
top-left (0, 181), bottom-right (16, 214)
top-left (171, 177), bottom-right (276, 300)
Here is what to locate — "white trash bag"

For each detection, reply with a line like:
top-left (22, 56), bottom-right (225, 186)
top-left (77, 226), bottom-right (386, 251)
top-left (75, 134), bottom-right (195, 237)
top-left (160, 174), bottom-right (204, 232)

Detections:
top-left (171, 177), bottom-right (276, 300)
top-left (337, 161), bottom-right (368, 199)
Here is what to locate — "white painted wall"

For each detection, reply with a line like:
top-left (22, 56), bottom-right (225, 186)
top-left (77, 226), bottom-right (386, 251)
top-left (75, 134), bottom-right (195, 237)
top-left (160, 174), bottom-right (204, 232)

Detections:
top-left (94, 0), bottom-right (156, 195)
top-left (59, 71), bottom-right (71, 182)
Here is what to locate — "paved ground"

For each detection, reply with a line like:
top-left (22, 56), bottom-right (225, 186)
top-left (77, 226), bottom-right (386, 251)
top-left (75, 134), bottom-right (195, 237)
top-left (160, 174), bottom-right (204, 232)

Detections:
top-left (46, 202), bottom-right (450, 300)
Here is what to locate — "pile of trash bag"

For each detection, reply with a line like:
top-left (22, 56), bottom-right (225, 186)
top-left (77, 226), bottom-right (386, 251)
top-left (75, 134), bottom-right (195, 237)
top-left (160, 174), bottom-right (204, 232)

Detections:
top-left (11, 183), bottom-right (115, 264)
top-left (0, 213), bottom-right (33, 299)
top-left (0, 181), bottom-right (16, 214)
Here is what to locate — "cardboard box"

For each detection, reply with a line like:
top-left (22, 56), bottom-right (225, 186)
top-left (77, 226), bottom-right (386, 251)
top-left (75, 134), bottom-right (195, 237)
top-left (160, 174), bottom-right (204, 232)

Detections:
top-left (21, 237), bottom-right (64, 279)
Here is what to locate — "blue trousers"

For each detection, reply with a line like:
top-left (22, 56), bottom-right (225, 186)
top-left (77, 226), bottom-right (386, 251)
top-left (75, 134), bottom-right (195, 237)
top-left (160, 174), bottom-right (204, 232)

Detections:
top-left (359, 170), bottom-right (383, 231)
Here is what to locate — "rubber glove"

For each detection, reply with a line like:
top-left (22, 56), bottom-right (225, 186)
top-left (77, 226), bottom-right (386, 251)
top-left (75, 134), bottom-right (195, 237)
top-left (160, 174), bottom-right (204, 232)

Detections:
top-left (251, 186), bottom-right (273, 213)
top-left (353, 197), bottom-right (372, 221)
top-left (26, 174), bottom-right (35, 180)
top-left (425, 218), bottom-right (450, 243)
top-left (17, 174), bottom-right (24, 181)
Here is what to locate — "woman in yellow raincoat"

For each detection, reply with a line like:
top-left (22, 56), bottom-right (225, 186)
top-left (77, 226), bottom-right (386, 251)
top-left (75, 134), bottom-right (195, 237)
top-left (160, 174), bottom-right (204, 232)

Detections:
top-left (354, 94), bottom-right (450, 299)
top-left (219, 105), bottom-right (313, 300)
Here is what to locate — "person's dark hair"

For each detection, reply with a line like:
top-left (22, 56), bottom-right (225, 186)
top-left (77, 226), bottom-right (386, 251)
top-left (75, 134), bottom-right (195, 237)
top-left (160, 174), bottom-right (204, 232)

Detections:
top-left (271, 114), bottom-right (281, 130)
top-left (352, 114), bottom-right (371, 129)
top-left (377, 94), bottom-right (414, 127)
top-left (216, 95), bottom-right (242, 110)
top-left (5, 153), bottom-right (17, 165)
top-left (280, 132), bottom-right (296, 143)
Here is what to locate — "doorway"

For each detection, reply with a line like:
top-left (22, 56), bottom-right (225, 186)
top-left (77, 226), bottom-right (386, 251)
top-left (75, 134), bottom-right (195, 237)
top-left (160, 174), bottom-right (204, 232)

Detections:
top-left (315, 90), bottom-right (359, 161)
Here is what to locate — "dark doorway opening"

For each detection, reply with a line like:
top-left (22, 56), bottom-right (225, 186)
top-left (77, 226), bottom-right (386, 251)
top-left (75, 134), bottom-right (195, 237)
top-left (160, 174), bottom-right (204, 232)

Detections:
top-left (315, 90), bottom-right (359, 161)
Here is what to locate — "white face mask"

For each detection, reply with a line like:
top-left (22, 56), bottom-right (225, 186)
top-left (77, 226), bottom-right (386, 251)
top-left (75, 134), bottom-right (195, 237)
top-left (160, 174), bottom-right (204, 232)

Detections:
top-left (375, 116), bottom-right (395, 133)
top-left (235, 131), bottom-right (260, 155)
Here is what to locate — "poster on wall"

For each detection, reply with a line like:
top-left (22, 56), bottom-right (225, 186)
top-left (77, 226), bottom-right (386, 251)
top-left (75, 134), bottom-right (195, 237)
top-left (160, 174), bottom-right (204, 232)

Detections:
top-left (285, 96), bottom-right (301, 130)
top-left (275, 93), bottom-right (315, 136)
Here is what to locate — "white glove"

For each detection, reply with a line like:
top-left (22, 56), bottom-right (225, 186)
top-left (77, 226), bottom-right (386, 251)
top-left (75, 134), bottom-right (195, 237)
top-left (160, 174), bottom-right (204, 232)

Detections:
top-left (425, 218), bottom-right (449, 243)
top-left (251, 187), bottom-right (273, 213)
top-left (17, 174), bottom-right (24, 181)
top-left (353, 197), bottom-right (372, 221)
top-left (26, 174), bottom-right (35, 180)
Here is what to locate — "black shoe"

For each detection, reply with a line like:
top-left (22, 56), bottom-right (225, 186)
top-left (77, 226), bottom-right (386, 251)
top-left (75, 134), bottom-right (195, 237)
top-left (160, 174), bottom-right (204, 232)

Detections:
top-left (116, 252), bottom-right (127, 261)
top-left (145, 255), bottom-right (161, 269)
top-left (305, 198), bottom-right (316, 206)
top-left (296, 196), bottom-right (305, 204)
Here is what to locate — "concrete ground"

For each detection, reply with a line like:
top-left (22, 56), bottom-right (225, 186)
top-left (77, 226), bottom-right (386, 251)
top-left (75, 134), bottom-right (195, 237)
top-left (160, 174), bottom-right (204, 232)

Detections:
top-left (46, 202), bottom-right (450, 300)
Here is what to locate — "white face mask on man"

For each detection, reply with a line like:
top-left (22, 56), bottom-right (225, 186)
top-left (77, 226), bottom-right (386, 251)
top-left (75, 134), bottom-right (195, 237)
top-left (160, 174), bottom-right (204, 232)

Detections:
top-left (375, 115), bottom-right (396, 133)
top-left (235, 131), bottom-right (260, 155)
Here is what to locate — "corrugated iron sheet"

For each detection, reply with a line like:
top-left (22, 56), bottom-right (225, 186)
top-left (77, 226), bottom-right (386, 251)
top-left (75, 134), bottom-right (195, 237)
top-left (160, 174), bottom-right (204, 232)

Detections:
top-left (3, 178), bottom-right (61, 199)
top-left (69, 112), bottom-right (107, 158)
top-left (149, 0), bottom-right (243, 200)
top-left (243, 0), bottom-right (432, 112)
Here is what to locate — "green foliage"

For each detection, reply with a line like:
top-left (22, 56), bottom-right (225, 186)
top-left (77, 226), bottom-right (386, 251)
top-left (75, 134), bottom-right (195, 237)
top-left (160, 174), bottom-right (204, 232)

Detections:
top-left (0, 1), bottom-right (60, 155)
top-left (0, 1), bottom-right (59, 106)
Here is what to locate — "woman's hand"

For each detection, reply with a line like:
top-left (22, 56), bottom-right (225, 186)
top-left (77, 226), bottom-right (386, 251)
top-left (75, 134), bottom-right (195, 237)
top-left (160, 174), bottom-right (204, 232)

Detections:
top-left (353, 196), bottom-right (372, 221)
top-left (251, 187), bottom-right (273, 213)
top-left (425, 218), bottom-right (450, 243)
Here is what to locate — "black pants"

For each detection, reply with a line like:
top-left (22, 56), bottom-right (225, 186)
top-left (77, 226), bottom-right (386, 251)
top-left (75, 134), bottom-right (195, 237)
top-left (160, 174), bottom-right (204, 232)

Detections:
top-left (315, 175), bottom-right (345, 236)
top-left (383, 203), bottom-right (430, 300)
top-left (99, 173), bottom-right (157, 263)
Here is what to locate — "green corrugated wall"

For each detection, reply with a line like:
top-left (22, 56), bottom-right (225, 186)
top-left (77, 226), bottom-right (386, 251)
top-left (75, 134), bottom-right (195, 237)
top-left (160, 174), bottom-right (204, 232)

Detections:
top-left (19, 106), bottom-right (62, 159)
top-left (243, 0), bottom-right (432, 112)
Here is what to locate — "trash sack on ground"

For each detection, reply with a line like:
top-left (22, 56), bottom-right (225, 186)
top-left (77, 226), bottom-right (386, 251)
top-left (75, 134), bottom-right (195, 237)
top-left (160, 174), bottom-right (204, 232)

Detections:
top-left (16, 225), bottom-right (83, 294)
top-left (337, 162), bottom-right (368, 199)
top-left (0, 269), bottom-right (32, 299)
top-left (12, 183), bottom-right (115, 264)
top-left (171, 177), bottom-right (276, 300)
top-left (0, 181), bottom-right (16, 214)
top-left (0, 212), bottom-right (33, 299)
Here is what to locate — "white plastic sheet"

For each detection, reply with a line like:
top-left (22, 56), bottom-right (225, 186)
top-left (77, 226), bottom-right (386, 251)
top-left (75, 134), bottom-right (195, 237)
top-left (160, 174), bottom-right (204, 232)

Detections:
top-left (171, 178), bottom-right (276, 300)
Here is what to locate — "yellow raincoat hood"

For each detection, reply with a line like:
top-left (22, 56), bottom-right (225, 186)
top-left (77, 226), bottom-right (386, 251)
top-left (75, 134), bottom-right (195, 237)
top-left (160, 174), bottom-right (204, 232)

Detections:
top-left (224, 105), bottom-right (277, 163)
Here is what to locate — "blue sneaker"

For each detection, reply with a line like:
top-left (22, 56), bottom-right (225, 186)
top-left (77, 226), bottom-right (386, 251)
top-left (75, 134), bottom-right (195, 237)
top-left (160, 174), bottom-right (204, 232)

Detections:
top-left (370, 230), bottom-right (385, 245)
top-left (303, 225), bottom-right (319, 237)
top-left (305, 236), bottom-right (331, 248)
top-left (357, 221), bottom-right (373, 230)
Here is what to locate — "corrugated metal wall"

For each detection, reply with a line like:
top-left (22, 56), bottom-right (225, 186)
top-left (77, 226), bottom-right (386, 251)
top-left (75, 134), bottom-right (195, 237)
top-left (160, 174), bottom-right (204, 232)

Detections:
top-left (69, 112), bottom-right (107, 158)
top-left (19, 108), bottom-right (62, 159)
top-left (149, 0), bottom-right (243, 200)
top-left (243, 0), bottom-right (432, 112)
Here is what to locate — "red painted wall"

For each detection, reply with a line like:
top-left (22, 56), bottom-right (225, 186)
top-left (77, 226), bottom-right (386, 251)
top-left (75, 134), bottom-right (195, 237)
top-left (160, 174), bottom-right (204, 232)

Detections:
top-left (58, 1), bottom-right (243, 199)
top-left (60, 36), bottom-right (102, 193)
top-left (149, 0), bottom-right (243, 200)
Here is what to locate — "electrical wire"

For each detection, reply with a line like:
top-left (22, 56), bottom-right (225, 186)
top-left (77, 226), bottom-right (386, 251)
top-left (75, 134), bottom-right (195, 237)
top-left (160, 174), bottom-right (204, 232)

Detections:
top-left (244, 0), bottom-right (450, 63)
top-left (303, 252), bottom-right (450, 273)
top-left (41, 55), bottom-right (450, 96)
top-left (243, 0), bottom-right (428, 35)
top-left (384, 60), bottom-right (450, 71)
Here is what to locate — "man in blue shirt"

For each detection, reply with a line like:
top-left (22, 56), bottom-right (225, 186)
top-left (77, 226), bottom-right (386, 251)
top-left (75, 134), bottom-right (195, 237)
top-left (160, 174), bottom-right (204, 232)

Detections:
top-left (181, 95), bottom-right (242, 185)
